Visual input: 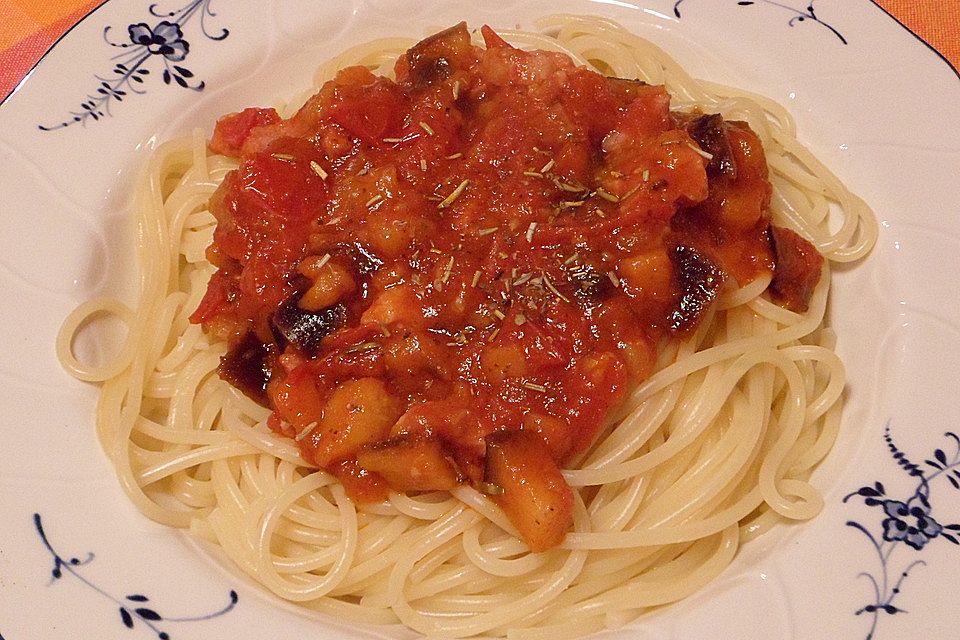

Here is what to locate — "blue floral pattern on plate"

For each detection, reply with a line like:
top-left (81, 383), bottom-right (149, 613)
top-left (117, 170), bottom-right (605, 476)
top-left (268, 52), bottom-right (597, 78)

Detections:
top-left (843, 425), bottom-right (960, 639)
top-left (5, 1), bottom-right (957, 638)
top-left (39, 0), bottom-right (228, 131)
top-left (34, 513), bottom-right (239, 639)
top-left (673, 0), bottom-right (848, 44)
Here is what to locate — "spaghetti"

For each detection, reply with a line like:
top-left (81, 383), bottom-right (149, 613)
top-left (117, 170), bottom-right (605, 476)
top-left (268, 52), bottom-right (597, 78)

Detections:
top-left (58, 15), bottom-right (876, 638)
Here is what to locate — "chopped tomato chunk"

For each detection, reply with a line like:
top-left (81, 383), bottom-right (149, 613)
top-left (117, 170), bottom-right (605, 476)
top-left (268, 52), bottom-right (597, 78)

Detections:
top-left (209, 107), bottom-right (281, 158)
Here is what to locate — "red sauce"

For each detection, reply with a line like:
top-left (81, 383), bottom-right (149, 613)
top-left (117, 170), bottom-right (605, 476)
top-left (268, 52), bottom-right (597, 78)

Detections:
top-left (192, 23), bottom-right (818, 550)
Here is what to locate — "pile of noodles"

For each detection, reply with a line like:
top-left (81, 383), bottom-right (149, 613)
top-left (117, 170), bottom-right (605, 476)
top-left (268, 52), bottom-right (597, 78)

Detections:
top-left (58, 15), bottom-right (876, 639)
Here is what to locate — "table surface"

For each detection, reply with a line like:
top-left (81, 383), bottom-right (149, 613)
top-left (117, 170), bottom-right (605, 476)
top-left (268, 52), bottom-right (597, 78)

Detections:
top-left (0, 0), bottom-right (958, 101)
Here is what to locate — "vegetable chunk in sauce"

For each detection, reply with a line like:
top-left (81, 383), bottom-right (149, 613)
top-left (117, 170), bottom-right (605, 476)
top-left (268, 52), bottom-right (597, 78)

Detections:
top-left (193, 23), bottom-right (822, 550)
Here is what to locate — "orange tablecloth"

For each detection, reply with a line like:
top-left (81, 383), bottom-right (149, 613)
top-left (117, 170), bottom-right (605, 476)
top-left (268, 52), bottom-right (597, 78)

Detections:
top-left (0, 0), bottom-right (958, 101)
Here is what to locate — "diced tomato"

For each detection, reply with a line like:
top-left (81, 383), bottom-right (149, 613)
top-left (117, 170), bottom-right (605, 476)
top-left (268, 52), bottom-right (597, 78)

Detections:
top-left (209, 107), bottom-right (281, 158)
top-left (558, 67), bottom-right (623, 143)
top-left (201, 152), bottom-right (330, 323)
top-left (234, 153), bottom-right (328, 223)
top-left (325, 69), bottom-right (407, 145)
top-left (609, 84), bottom-right (671, 141)
top-left (189, 269), bottom-right (230, 324)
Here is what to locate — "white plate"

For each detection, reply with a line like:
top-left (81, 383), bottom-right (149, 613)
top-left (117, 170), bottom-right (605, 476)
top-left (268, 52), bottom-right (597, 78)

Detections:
top-left (2, 1), bottom-right (959, 638)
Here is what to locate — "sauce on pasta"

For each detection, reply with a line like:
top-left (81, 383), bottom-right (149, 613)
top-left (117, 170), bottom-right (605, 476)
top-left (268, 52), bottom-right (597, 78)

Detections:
top-left (190, 23), bottom-right (822, 551)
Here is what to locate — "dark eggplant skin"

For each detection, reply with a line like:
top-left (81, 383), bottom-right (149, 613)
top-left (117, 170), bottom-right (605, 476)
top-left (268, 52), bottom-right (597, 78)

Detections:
top-left (667, 244), bottom-right (724, 332)
top-left (219, 331), bottom-right (275, 406)
top-left (219, 295), bottom-right (347, 406)
top-left (685, 113), bottom-right (737, 179)
top-left (272, 298), bottom-right (347, 357)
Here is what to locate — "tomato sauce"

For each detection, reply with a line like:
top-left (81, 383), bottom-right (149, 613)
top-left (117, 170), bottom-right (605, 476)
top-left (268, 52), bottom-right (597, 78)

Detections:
top-left (192, 23), bottom-right (820, 550)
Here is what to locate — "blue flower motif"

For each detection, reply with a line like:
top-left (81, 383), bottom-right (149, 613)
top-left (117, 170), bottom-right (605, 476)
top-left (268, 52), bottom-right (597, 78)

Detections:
top-left (128, 21), bottom-right (189, 61)
top-left (33, 513), bottom-right (238, 637)
top-left (39, 0), bottom-right (228, 131)
top-left (673, 0), bottom-right (848, 45)
top-left (881, 499), bottom-right (944, 550)
top-left (844, 427), bottom-right (960, 639)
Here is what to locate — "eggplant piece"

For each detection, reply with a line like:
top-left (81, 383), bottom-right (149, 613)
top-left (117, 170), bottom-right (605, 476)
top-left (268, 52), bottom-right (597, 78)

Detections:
top-left (769, 226), bottom-right (823, 312)
top-left (271, 296), bottom-right (346, 356)
top-left (484, 430), bottom-right (573, 552)
top-left (310, 378), bottom-right (402, 467)
top-left (686, 113), bottom-right (737, 178)
top-left (406, 22), bottom-right (472, 90)
top-left (667, 245), bottom-right (725, 332)
top-left (219, 332), bottom-right (274, 406)
top-left (357, 433), bottom-right (462, 492)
